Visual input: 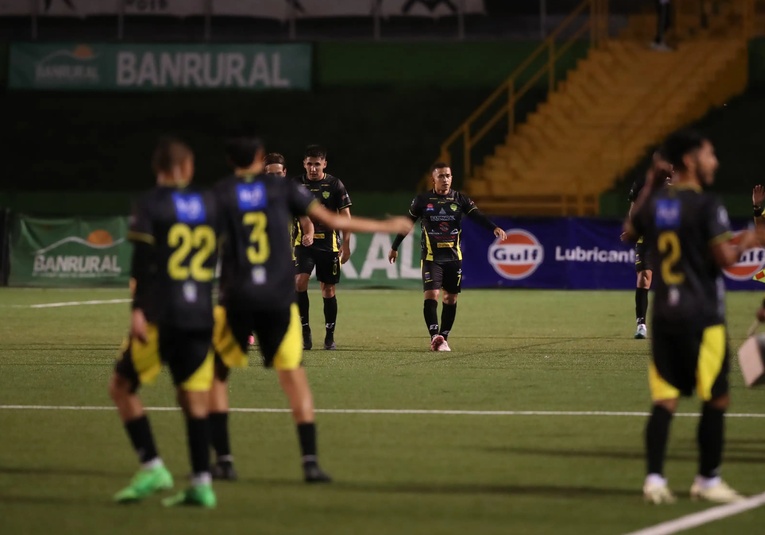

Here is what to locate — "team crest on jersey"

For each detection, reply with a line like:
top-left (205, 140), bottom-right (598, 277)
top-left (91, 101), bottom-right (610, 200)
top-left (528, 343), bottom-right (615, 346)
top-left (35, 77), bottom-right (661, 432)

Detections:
top-left (655, 198), bottom-right (680, 229)
top-left (237, 182), bottom-right (267, 211)
top-left (172, 192), bottom-right (206, 224)
top-left (450, 204), bottom-right (458, 211)
top-left (322, 191), bottom-right (330, 199)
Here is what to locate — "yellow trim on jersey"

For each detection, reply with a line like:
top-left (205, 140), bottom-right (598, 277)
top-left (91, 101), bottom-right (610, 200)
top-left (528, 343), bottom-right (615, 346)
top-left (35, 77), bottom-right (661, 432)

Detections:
top-left (424, 231), bottom-right (434, 261)
top-left (181, 351), bottom-right (214, 392)
top-left (457, 230), bottom-right (463, 260)
top-left (648, 361), bottom-right (680, 401)
top-left (273, 304), bottom-right (303, 371)
top-left (709, 231), bottom-right (733, 245)
top-left (212, 305), bottom-right (249, 369)
top-left (332, 231), bottom-right (338, 253)
top-left (696, 325), bottom-right (726, 401)
top-left (127, 231), bottom-right (155, 245)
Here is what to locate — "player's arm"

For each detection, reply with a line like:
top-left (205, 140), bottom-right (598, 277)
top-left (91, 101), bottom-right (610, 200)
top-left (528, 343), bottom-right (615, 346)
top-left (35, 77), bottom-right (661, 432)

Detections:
top-left (708, 199), bottom-right (755, 268)
top-left (307, 203), bottom-right (412, 237)
top-left (126, 200), bottom-right (154, 342)
top-left (753, 185), bottom-right (765, 229)
top-left (338, 207), bottom-right (352, 264)
top-left (465, 204), bottom-right (506, 240)
top-left (299, 215), bottom-right (314, 246)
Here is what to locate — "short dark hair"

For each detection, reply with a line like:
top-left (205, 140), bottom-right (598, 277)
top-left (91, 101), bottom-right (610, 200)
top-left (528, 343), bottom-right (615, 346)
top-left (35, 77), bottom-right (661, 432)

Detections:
top-left (304, 145), bottom-right (327, 159)
top-left (152, 137), bottom-right (192, 175)
top-left (431, 162), bottom-right (450, 173)
top-left (264, 152), bottom-right (286, 167)
top-left (225, 136), bottom-right (263, 169)
top-left (660, 130), bottom-right (707, 170)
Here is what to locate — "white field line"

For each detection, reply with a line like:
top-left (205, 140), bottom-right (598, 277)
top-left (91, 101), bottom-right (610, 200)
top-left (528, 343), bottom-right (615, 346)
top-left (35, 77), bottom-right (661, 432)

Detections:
top-left (623, 491), bottom-right (765, 535)
top-left (25, 299), bottom-right (131, 309)
top-left (2, 405), bottom-right (765, 418)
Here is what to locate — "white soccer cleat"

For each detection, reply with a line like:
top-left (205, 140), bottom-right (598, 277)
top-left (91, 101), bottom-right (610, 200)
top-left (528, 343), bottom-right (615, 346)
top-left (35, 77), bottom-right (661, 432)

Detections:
top-left (690, 478), bottom-right (745, 503)
top-left (430, 335), bottom-right (445, 352)
top-left (437, 340), bottom-right (451, 352)
top-left (635, 323), bottom-right (647, 339)
top-left (643, 480), bottom-right (676, 505)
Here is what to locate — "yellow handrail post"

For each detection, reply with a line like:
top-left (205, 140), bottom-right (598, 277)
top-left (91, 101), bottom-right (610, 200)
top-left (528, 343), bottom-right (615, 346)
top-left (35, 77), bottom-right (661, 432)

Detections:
top-left (463, 125), bottom-right (471, 180)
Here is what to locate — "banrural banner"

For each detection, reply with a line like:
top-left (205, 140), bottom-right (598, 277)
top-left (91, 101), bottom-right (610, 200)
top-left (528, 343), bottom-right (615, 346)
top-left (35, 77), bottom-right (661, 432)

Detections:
top-left (8, 42), bottom-right (312, 91)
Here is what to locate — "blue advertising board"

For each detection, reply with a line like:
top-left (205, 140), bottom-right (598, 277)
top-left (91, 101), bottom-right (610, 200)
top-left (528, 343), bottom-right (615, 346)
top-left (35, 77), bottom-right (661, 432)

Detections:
top-left (461, 218), bottom-right (765, 291)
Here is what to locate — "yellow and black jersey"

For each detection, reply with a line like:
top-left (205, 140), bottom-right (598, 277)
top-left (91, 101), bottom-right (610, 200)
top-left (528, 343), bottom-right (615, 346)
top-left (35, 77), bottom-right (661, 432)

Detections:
top-left (407, 189), bottom-right (482, 263)
top-left (214, 172), bottom-right (317, 311)
top-left (293, 173), bottom-right (351, 253)
top-left (127, 186), bottom-right (219, 330)
top-left (631, 185), bottom-right (733, 326)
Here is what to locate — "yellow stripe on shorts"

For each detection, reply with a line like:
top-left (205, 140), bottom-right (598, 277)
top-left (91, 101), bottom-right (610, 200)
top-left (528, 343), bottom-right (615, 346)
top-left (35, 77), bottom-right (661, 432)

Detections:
top-left (213, 305), bottom-right (248, 369)
top-left (129, 323), bottom-right (162, 386)
top-left (180, 350), bottom-right (214, 392)
top-left (273, 304), bottom-right (303, 371)
top-left (648, 360), bottom-right (679, 401)
top-left (696, 324), bottom-right (726, 401)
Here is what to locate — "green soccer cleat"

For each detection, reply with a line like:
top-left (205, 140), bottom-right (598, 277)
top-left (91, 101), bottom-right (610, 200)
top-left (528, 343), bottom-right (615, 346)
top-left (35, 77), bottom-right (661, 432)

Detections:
top-left (113, 465), bottom-right (174, 503)
top-left (162, 484), bottom-right (217, 508)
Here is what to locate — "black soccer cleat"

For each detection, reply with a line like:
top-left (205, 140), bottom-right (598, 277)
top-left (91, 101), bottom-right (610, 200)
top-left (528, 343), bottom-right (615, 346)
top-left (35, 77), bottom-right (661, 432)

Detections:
top-left (303, 462), bottom-right (332, 484)
top-left (211, 460), bottom-right (238, 481)
top-left (324, 333), bottom-right (336, 350)
top-left (303, 327), bottom-right (312, 351)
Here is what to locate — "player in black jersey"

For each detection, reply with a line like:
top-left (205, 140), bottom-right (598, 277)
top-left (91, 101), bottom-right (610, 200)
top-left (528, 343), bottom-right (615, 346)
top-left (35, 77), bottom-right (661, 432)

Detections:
top-left (624, 153), bottom-right (673, 339)
top-left (109, 138), bottom-right (218, 508)
top-left (388, 162), bottom-right (506, 351)
top-left (625, 131), bottom-right (759, 505)
top-left (211, 135), bottom-right (411, 483)
top-left (293, 145), bottom-right (352, 350)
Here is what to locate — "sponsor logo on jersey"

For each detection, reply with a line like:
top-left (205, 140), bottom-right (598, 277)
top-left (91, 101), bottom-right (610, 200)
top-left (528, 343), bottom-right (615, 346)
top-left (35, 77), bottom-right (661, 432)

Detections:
top-left (236, 182), bottom-right (267, 211)
top-left (173, 192), bottom-right (206, 224)
top-left (488, 229), bottom-right (543, 280)
top-left (723, 230), bottom-right (765, 281)
top-left (426, 204), bottom-right (434, 212)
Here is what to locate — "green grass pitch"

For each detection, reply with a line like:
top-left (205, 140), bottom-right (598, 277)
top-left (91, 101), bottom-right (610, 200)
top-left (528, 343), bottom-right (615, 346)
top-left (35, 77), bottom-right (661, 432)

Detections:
top-left (2, 287), bottom-right (765, 534)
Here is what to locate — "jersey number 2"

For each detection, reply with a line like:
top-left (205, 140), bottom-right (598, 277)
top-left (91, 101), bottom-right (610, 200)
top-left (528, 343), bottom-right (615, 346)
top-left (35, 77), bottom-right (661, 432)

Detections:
top-left (167, 224), bottom-right (216, 281)
top-left (244, 212), bottom-right (270, 264)
top-left (658, 231), bottom-right (684, 285)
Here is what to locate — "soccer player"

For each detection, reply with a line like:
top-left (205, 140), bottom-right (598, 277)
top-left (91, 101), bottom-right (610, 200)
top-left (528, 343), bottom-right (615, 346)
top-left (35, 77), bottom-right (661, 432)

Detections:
top-left (294, 145), bottom-right (352, 350)
top-left (212, 135), bottom-right (412, 483)
top-left (625, 130), bottom-right (759, 505)
top-left (388, 162), bottom-right (506, 351)
top-left (109, 138), bottom-right (218, 508)
top-left (625, 153), bottom-right (673, 339)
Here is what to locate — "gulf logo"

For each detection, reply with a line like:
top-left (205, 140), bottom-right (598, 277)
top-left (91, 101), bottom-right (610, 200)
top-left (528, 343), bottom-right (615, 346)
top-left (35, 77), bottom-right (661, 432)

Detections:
top-left (488, 229), bottom-right (544, 280)
top-left (722, 231), bottom-right (765, 281)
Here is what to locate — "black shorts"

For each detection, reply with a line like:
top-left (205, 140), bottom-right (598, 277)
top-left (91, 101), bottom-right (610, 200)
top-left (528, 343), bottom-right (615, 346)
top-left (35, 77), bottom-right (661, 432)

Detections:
top-left (214, 304), bottom-right (303, 371)
top-left (635, 240), bottom-right (652, 273)
top-left (115, 324), bottom-right (213, 393)
top-left (649, 322), bottom-right (729, 401)
top-left (295, 246), bottom-right (341, 284)
top-left (422, 260), bottom-right (462, 294)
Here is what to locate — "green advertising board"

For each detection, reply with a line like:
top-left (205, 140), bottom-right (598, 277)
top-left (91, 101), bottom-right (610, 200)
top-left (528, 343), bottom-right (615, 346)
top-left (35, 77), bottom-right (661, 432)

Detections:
top-left (8, 43), bottom-right (312, 91)
top-left (9, 215), bottom-right (131, 287)
top-left (339, 228), bottom-right (422, 289)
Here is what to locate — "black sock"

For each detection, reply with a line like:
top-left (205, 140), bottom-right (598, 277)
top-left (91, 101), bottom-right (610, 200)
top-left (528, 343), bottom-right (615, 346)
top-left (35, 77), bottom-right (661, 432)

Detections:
top-left (209, 411), bottom-right (231, 462)
top-left (124, 415), bottom-right (159, 464)
top-left (297, 422), bottom-right (317, 463)
top-left (635, 288), bottom-right (648, 324)
top-left (645, 405), bottom-right (673, 475)
top-left (186, 416), bottom-right (211, 476)
top-left (698, 404), bottom-right (725, 479)
top-left (424, 299), bottom-right (439, 338)
top-left (440, 303), bottom-right (457, 340)
top-left (323, 296), bottom-right (337, 335)
top-left (297, 291), bottom-right (310, 329)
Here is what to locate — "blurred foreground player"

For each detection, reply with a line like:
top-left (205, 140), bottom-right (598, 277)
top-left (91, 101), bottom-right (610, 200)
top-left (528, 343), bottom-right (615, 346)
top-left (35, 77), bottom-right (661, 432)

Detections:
top-left (109, 138), bottom-right (218, 508)
top-left (211, 135), bottom-right (412, 482)
top-left (625, 131), bottom-right (758, 505)
top-left (389, 163), bottom-right (505, 351)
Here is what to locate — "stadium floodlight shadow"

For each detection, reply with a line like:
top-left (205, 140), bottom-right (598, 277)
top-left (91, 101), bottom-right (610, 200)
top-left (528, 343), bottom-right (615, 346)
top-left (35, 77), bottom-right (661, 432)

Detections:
top-left (332, 480), bottom-right (638, 498)
top-left (483, 446), bottom-right (765, 465)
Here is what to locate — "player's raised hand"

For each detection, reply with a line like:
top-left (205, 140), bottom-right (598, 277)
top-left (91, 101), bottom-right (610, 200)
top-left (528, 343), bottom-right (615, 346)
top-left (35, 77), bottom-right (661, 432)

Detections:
top-left (753, 185), bottom-right (765, 207)
top-left (388, 249), bottom-right (398, 264)
top-left (130, 308), bottom-right (148, 343)
top-left (494, 227), bottom-right (506, 241)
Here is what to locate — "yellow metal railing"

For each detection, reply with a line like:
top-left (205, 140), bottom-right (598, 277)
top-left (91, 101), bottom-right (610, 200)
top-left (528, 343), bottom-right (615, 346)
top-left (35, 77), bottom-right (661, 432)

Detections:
top-left (420, 0), bottom-right (610, 190)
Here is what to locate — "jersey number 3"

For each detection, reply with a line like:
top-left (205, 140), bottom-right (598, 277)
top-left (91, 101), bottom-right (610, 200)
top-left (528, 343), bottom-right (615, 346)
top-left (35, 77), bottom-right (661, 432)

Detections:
top-left (658, 231), bottom-right (684, 285)
top-left (167, 223), bottom-right (216, 281)
top-left (244, 212), bottom-right (270, 264)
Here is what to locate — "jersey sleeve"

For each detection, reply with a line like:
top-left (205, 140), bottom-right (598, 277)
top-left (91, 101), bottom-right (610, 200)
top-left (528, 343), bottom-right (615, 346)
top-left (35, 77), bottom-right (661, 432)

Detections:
top-left (629, 199), bottom-right (649, 238)
top-left (334, 179), bottom-right (352, 210)
top-left (408, 196), bottom-right (423, 219)
top-left (627, 177), bottom-right (644, 203)
top-left (127, 195), bottom-right (154, 245)
top-left (461, 193), bottom-right (478, 215)
top-left (288, 179), bottom-right (318, 217)
top-left (706, 197), bottom-right (733, 244)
